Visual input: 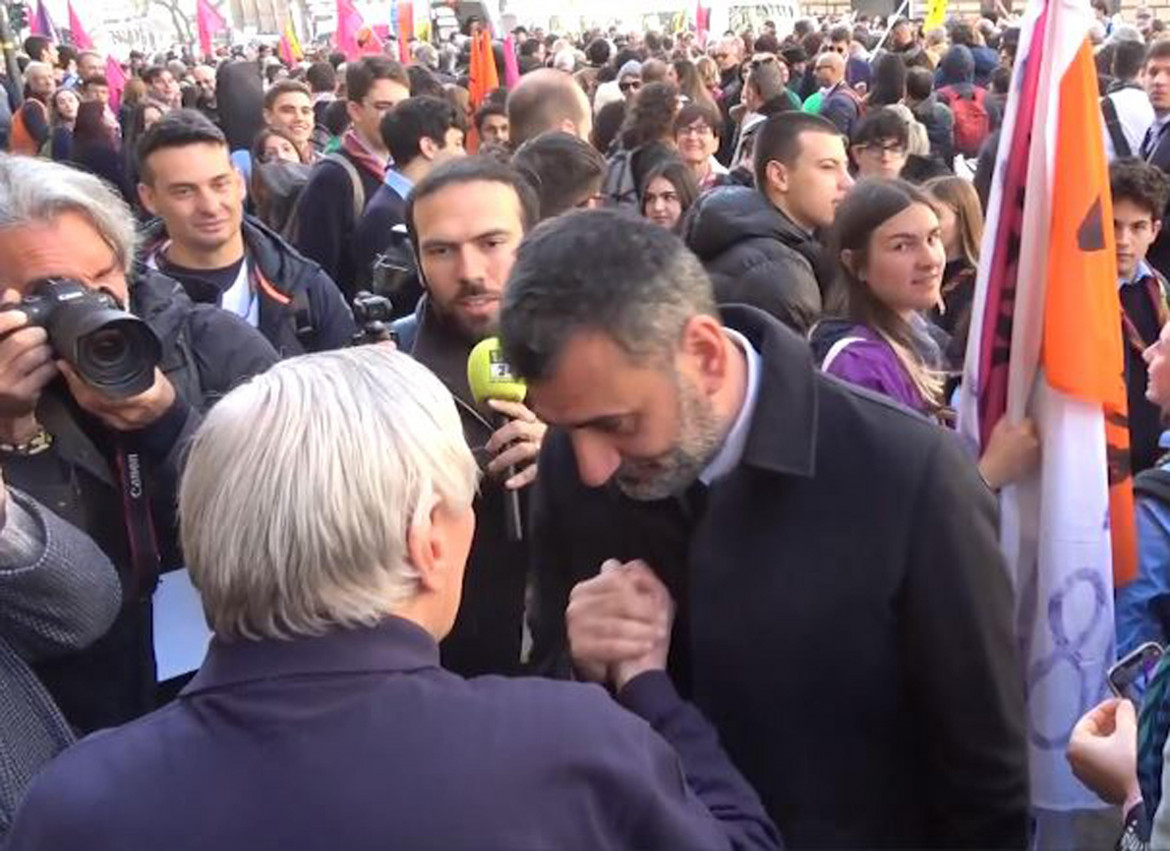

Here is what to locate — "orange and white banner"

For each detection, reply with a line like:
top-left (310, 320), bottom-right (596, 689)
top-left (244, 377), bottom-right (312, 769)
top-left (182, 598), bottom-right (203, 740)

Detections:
top-left (957, 0), bottom-right (1134, 810)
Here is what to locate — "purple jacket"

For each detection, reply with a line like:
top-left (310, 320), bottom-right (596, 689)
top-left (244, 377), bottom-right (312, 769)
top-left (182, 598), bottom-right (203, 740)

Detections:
top-left (822, 325), bottom-right (930, 413)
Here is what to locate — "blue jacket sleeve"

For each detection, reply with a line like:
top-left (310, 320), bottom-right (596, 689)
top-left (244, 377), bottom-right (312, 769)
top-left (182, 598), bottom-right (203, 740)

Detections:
top-left (618, 671), bottom-right (782, 851)
top-left (1116, 495), bottom-right (1170, 656)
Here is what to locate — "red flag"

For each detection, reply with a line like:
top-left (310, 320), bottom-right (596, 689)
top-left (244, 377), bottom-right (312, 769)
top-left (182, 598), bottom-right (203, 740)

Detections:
top-left (68, 2), bottom-right (94, 50)
top-left (196, 0), bottom-right (227, 59)
top-left (104, 54), bottom-right (126, 111)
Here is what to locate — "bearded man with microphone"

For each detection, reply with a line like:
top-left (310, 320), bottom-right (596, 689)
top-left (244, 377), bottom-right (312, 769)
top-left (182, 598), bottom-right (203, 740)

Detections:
top-left (392, 157), bottom-right (545, 677)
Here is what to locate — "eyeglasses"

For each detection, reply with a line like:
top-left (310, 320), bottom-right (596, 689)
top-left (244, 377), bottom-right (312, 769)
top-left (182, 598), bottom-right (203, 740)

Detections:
top-left (619, 80), bottom-right (643, 92)
top-left (677, 122), bottom-right (715, 138)
top-left (857, 141), bottom-right (907, 157)
top-left (750, 56), bottom-right (778, 70)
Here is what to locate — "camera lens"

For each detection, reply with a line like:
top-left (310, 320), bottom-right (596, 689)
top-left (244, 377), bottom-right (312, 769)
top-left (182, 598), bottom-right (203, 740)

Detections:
top-left (75, 320), bottom-right (157, 397)
top-left (85, 328), bottom-right (129, 365)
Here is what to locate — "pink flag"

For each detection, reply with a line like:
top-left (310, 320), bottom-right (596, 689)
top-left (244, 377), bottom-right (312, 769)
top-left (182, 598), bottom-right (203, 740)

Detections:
top-left (335, 0), bottom-right (365, 59)
top-left (68, 2), bottom-right (94, 50)
top-left (503, 34), bottom-right (519, 88)
top-left (196, 0), bottom-right (227, 59)
top-left (104, 54), bottom-right (126, 111)
top-left (694, 1), bottom-right (710, 47)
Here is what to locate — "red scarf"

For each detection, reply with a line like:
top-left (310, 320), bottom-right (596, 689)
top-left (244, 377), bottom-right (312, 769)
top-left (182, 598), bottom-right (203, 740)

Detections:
top-left (340, 129), bottom-right (387, 183)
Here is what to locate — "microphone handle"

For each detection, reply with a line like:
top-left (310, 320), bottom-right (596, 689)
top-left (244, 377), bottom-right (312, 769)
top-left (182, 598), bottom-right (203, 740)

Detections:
top-left (504, 476), bottom-right (523, 542)
top-left (491, 410), bottom-right (524, 542)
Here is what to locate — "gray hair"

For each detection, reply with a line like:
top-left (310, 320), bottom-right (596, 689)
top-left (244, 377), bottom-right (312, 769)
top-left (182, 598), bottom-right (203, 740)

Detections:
top-left (553, 49), bottom-right (577, 73)
top-left (179, 347), bottom-right (479, 641)
top-left (0, 154), bottom-right (138, 273)
top-left (500, 209), bottom-right (717, 381)
top-left (23, 61), bottom-right (51, 84)
top-left (412, 41), bottom-right (439, 70)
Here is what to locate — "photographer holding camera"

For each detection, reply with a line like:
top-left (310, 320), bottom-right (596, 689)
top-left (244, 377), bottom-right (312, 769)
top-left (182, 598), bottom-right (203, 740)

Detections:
top-left (0, 154), bottom-right (279, 734)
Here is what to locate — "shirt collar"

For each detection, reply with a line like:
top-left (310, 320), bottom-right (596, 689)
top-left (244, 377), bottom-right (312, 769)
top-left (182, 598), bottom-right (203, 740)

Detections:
top-left (181, 615), bottom-right (441, 696)
top-left (384, 168), bottom-right (414, 198)
top-left (700, 328), bottom-right (762, 485)
top-left (1121, 259), bottom-right (1155, 288)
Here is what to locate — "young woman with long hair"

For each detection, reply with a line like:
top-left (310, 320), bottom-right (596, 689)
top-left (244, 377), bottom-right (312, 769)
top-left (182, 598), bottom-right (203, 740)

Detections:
top-left (821, 178), bottom-right (946, 414)
top-left (819, 177), bottom-right (1038, 488)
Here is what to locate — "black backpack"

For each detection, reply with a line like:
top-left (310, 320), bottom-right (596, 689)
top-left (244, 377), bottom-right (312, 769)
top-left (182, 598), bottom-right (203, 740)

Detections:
top-left (252, 160), bottom-right (313, 235)
top-left (601, 148), bottom-right (640, 209)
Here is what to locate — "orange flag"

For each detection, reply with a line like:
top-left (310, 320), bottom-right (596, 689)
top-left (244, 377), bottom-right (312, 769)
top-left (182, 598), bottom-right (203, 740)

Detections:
top-left (469, 30), bottom-right (499, 109)
top-left (1042, 39), bottom-right (1136, 586)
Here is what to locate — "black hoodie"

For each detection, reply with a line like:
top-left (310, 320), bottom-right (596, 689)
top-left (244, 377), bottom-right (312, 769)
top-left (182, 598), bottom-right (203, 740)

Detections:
top-left (683, 186), bottom-right (823, 335)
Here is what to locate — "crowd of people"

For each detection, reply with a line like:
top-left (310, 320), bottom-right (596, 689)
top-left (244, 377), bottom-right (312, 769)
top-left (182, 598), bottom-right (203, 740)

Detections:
top-left (0, 4), bottom-right (1169, 848)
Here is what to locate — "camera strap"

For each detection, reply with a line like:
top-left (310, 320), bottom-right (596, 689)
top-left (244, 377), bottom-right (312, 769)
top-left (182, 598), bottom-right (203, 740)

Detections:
top-left (115, 444), bottom-right (161, 601)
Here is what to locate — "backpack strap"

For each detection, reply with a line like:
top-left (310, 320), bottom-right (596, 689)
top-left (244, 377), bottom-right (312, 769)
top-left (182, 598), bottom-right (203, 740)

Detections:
top-left (821, 336), bottom-right (864, 372)
top-left (1101, 95), bottom-right (1132, 158)
top-left (324, 152), bottom-right (366, 221)
top-left (1135, 467), bottom-right (1170, 506)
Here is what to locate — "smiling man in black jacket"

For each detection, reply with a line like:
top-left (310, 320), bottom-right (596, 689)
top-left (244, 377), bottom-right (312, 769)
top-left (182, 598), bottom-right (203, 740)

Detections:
top-left (501, 209), bottom-right (1030, 849)
top-left (136, 110), bottom-right (355, 357)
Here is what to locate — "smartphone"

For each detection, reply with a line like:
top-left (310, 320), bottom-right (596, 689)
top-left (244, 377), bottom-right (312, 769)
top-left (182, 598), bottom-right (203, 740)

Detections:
top-left (1108, 642), bottom-right (1164, 705)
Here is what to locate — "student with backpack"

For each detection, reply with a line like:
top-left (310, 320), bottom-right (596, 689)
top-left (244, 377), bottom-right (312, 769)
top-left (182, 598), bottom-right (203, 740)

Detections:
top-left (935, 45), bottom-right (999, 161)
top-left (289, 57), bottom-right (411, 300)
top-left (1101, 39), bottom-right (1155, 161)
top-left (352, 96), bottom-right (466, 304)
top-left (814, 51), bottom-right (864, 139)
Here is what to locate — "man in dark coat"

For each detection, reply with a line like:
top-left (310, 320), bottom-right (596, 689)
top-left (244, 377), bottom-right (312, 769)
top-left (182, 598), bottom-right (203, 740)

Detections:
top-left (814, 52), bottom-right (862, 139)
top-left (5, 346), bottom-right (780, 851)
top-left (1140, 40), bottom-right (1170, 278)
top-left (291, 57), bottom-right (410, 299)
top-left (684, 113), bottom-right (852, 334)
top-left (500, 210), bottom-right (1030, 849)
top-left (352, 95), bottom-right (465, 296)
top-left (389, 157), bottom-right (545, 677)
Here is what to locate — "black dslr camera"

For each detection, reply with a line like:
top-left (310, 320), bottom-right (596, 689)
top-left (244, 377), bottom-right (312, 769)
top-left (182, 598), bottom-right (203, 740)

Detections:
top-left (3, 278), bottom-right (162, 398)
